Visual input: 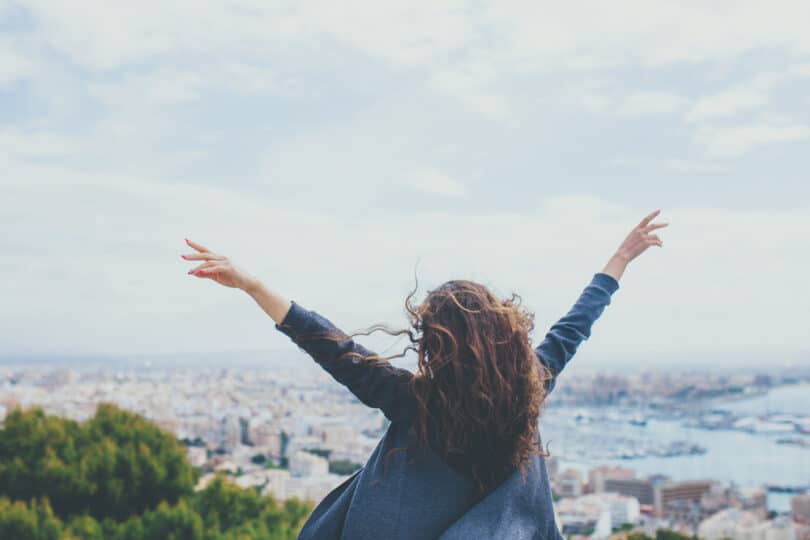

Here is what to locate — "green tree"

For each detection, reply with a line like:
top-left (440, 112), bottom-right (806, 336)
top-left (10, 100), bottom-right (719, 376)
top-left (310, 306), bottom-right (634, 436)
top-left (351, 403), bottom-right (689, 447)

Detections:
top-left (191, 476), bottom-right (310, 540)
top-left (137, 500), bottom-right (204, 540)
top-left (192, 476), bottom-right (270, 533)
top-left (656, 530), bottom-right (692, 540)
top-left (0, 404), bottom-right (197, 521)
top-left (0, 497), bottom-right (64, 540)
top-left (302, 448), bottom-right (330, 459)
top-left (64, 514), bottom-right (104, 540)
top-left (0, 407), bottom-right (313, 539)
top-left (328, 460), bottom-right (361, 475)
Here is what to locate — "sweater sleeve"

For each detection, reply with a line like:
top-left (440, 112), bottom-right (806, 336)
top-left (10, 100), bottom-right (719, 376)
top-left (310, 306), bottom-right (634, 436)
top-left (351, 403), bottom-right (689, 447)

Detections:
top-left (275, 301), bottom-right (415, 422)
top-left (535, 273), bottom-right (619, 393)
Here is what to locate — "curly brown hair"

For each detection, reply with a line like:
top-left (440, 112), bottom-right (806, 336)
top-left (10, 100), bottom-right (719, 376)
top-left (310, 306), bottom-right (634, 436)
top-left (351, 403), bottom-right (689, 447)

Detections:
top-left (403, 278), bottom-right (552, 496)
top-left (296, 276), bottom-right (553, 497)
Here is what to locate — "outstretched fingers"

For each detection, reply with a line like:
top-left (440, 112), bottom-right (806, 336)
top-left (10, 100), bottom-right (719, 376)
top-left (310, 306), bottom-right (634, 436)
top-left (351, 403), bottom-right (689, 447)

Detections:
top-left (638, 210), bottom-right (666, 247)
top-left (185, 238), bottom-right (210, 253)
top-left (196, 265), bottom-right (229, 281)
top-left (188, 260), bottom-right (221, 275)
top-left (181, 238), bottom-right (226, 261)
top-left (644, 222), bottom-right (669, 233)
top-left (183, 252), bottom-right (225, 261)
top-left (638, 209), bottom-right (661, 229)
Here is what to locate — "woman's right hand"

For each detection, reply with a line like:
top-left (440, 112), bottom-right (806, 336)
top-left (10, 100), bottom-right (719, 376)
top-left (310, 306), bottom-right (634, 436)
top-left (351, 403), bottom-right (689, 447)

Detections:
top-left (602, 209), bottom-right (668, 281)
top-left (181, 238), bottom-right (261, 292)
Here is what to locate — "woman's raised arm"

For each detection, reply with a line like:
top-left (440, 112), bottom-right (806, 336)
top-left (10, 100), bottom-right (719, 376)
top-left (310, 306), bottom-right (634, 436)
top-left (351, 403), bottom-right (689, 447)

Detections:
top-left (535, 209), bottom-right (668, 392)
top-left (534, 273), bottom-right (619, 393)
top-left (181, 238), bottom-right (413, 422)
top-left (181, 237), bottom-right (292, 323)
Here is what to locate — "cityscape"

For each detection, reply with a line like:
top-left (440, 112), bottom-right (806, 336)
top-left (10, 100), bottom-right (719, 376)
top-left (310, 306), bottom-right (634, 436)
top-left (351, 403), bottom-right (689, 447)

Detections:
top-left (1, 356), bottom-right (808, 539)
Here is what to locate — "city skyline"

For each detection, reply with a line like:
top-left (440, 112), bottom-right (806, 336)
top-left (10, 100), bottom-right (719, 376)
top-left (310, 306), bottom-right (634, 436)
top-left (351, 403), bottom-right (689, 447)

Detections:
top-left (2, 359), bottom-right (808, 533)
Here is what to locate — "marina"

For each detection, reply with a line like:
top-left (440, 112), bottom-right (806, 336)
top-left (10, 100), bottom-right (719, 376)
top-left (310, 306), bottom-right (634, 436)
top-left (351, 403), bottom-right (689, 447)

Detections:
top-left (545, 384), bottom-right (810, 512)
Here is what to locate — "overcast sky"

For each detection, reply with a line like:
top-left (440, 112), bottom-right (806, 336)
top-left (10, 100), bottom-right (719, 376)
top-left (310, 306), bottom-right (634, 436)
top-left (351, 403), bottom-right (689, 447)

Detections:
top-left (1, 1), bottom-right (808, 369)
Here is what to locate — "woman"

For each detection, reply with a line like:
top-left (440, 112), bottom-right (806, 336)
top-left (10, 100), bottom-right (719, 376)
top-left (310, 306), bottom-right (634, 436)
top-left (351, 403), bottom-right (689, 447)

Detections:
top-left (181, 209), bottom-right (667, 539)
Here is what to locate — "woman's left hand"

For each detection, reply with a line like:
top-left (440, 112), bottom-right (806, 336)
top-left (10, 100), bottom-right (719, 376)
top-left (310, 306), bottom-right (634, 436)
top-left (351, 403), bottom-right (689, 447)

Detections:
top-left (181, 238), bottom-right (260, 292)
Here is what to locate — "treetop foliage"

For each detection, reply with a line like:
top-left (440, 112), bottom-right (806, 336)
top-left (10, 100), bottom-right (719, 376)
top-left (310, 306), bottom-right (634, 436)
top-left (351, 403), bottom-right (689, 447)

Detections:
top-left (0, 404), bottom-right (312, 540)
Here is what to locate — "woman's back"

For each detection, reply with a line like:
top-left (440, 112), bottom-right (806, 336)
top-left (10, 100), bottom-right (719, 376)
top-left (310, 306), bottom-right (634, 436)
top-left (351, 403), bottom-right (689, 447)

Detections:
top-left (304, 415), bottom-right (561, 540)
top-left (274, 272), bottom-right (620, 539)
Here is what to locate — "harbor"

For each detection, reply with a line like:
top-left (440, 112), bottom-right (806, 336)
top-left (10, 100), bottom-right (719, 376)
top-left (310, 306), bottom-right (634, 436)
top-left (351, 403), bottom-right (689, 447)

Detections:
top-left (545, 384), bottom-right (810, 512)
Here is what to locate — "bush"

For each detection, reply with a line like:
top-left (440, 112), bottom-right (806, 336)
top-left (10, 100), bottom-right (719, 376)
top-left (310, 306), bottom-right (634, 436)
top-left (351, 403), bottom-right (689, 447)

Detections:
top-left (0, 405), bottom-right (313, 539)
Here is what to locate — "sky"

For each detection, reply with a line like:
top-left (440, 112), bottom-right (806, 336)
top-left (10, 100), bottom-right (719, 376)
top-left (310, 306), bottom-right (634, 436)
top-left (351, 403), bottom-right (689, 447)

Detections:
top-left (1, 1), bottom-right (809, 369)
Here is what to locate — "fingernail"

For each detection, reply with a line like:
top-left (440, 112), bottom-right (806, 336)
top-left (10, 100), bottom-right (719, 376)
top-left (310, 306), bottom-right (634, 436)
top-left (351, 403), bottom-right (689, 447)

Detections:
top-left (181, 255), bottom-right (187, 259)
top-left (188, 269), bottom-right (194, 274)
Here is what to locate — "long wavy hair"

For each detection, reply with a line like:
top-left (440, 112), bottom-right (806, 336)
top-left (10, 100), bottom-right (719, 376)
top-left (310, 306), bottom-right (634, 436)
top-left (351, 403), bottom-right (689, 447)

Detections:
top-left (294, 274), bottom-right (553, 497)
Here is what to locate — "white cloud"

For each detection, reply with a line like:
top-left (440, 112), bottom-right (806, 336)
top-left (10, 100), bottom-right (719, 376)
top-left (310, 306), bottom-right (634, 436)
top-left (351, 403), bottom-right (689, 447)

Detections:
top-left (429, 59), bottom-right (511, 120)
top-left (90, 70), bottom-right (206, 108)
top-left (2, 171), bottom-right (809, 360)
top-left (0, 129), bottom-right (87, 160)
top-left (19, 1), bottom-right (476, 71)
top-left (617, 91), bottom-right (688, 117)
top-left (5, 1), bottom-right (810, 135)
top-left (684, 62), bottom-right (810, 123)
top-left (14, 2), bottom-right (810, 85)
top-left (89, 64), bottom-right (280, 109)
top-left (578, 93), bottom-right (613, 113)
top-left (482, 1), bottom-right (810, 71)
top-left (0, 44), bottom-right (35, 85)
top-left (676, 62), bottom-right (810, 155)
top-left (403, 168), bottom-right (467, 198)
top-left (664, 159), bottom-right (730, 174)
top-left (687, 88), bottom-right (768, 122)
top-left (751, 62), bottom-right (810, 90)
top-left (694, 119), bottom-right (810, 158)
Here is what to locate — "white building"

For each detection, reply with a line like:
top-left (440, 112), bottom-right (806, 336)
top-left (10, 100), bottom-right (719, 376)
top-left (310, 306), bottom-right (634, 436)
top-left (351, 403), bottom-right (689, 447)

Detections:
top-left (213, 459), bottom-right (239, 474)
top-left (186, 446), bottom-right (207, 468)
top-left (794, 493), bottom-right (810, 525)
top-left (753, 518), bottom-right (797, 540)
top-left (554, 492), bottom-right (639, 537)
top-left (282, 474), bottom-right (350, 504)
top-left (247, 421), bottom-right (282, 456)
top-left (699, 508), bottom-right (760, 540)
top-left (555, 469), bottom-right (584, 498)
top-left (287, 434), bottom-right (327, 456)
top-left (555, 495), bottom-right (612, 538)
top-left (219, 414), bottom-right (242, 452)
top-left (289, 450), bottom-right (329, 477)
top-left (734, 487), bottom-right (768, 518)
top-left (262, 469), bottom-right (292, 500)
top-left (596, 492), bottom-right (641, 527)
top-left (588, 466), bottom-right (635, 493)
top-left (313, 423), bottom-right (357, 449)
top-left (234, 471), bottom-right (269, 490)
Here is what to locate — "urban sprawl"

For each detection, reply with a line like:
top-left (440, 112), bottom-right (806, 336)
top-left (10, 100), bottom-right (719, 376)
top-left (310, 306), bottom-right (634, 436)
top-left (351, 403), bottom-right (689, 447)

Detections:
top-left (1, 362), bottom-right (808, 540)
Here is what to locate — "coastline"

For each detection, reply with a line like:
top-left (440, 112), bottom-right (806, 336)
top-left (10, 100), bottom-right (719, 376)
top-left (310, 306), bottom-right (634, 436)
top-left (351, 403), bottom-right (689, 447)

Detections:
top-left (545, 383), bottom-right (810, 512)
